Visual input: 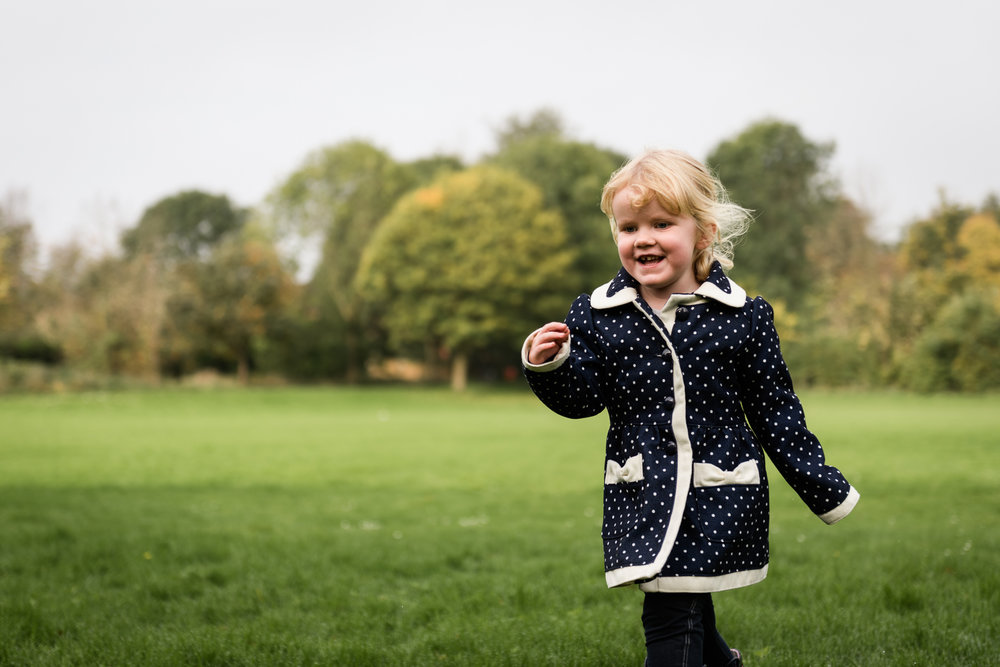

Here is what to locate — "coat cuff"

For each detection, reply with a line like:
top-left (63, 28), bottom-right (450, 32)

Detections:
top-left (521, 328), bottom-right (571, 372)
top-left (819, 486), bottom-right (860, 525)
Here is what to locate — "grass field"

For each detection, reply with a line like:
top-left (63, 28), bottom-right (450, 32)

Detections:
top-left (1, 386), bottom-right (998, 666)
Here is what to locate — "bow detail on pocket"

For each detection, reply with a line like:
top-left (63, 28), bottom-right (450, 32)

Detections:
top-left (693, 460), bottom-right (760, 487)
top-left (605, 454), bottom-right (644, 484)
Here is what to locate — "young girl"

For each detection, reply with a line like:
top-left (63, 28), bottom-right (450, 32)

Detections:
top-left (522, 149), bottom-right (859, 666)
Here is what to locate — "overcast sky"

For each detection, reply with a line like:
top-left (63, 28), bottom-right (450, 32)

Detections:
top-left (3, 0), bottom-right (997, 254)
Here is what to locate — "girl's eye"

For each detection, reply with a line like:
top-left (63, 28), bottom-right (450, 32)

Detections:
top-left (620, 225), bottom-right (637, 233)
top-left (654, 220), bottom-right (671, 229)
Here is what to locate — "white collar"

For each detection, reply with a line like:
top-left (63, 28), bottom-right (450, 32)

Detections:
top-left (590, 274), bottom-right (746, 310)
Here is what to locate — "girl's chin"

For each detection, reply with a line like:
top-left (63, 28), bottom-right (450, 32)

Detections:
top-left (635, 267), bottom-right (668, 281)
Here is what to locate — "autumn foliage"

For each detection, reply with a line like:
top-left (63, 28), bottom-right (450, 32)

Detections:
top-left (1, 115), bottom-right (997, 391)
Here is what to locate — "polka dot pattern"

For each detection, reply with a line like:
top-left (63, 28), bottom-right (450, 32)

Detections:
top-left (524, 262), bottom-right (855, 590)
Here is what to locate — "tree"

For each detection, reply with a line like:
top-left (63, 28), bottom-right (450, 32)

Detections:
top-left (954, 213), bottom-right (1000, 292)
top-left (902, 290), bottom-right (1000, 392)
top-left (253, 281), bottom-right (351, 381)
top-left (264, 140), bottom-right (418, 382)
top-left (494, 108), bottom-right (565, 151)
top-left (406, 154), bottom-right (465, 185)
top-left (707, 119), bottom-right (838, 305)
top-left (887, 200), bottom-right (1000, 390)
top-left (0, 191), bottom-right (38, 324)
top-left (85, 189), bottom-right (249, 376)
top-left (778, 197), bottom-right (893, 387)
top-left (166, 235), bottom-right (296, 383)
top-left (489, 121), bottom-right (626, 293)
top-left (0, 193), bottom-right (64, 367)
top-left (122, 190), bottom-right (245, 261)
top-left (27, 247), bottom-right (163, 376)
top-left (896, 193), bottom-right (973, 301)
top-left (892, 199), bottom-right (989, 349)
top-left (356, 166), bottom-right (577, 390)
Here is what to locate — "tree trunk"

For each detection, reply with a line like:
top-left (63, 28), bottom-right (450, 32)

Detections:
top-left (424, 340), bottom-right (439, 382)
top-left (344, 328), bottom-right (360, 384)
top-left (237, 354), bottom-right (250, 385)
top-left (450, 352), bottom-right (468, 392)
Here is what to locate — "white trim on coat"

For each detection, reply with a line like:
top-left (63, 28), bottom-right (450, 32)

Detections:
top-left (819, 486), bottom-right (861, 525)
top-left (589, 274), bottom-right (746, 312)
top-left (604, 297), bottom-right (694, 588)
top-left (595, 273), bottom-right (750, 589)
top-left (692, 460), bottom-right (760, 487)
top-left (521, 327), bottom-right (571, 372)
top-left (526, 269), bottom-right (857, 592)
top-left (638, 564), bottom-right (769, 593)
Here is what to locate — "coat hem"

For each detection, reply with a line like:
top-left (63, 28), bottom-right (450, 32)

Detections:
top-left (636, 564), bottom-right (768, 593)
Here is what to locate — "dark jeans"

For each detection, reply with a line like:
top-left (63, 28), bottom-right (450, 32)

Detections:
top-left (642, 592), bottom-right (737, 667)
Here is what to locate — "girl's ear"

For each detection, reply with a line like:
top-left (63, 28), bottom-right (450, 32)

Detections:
top-left (696, 223), bottom-right (717, 250)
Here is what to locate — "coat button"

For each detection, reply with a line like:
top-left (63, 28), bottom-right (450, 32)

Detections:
top-left (660, 347), bottom-right (671, 358)
top-left (664, 440), bottom-right (677, 455)
top-left (675, 306), bottom-right (689, 321)
top-left (664, 396), bottom-right (675, 407)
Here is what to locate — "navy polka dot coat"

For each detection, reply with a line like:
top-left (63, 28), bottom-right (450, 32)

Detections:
top-left (522, 262), bottom-right (859, 592)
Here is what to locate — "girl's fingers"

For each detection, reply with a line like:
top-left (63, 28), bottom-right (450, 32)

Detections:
top-left (536, 329), bottom-right (566, 342)
top-left (528, 325), bottom-right (569, 364)
top-left (534, 333), bottom-right (567, 350)
top-left (528, 347), bottom-right (555, 365)
top-left (539, 323), bottom-right (569, 340)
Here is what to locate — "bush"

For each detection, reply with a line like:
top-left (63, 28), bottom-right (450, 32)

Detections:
top-left (902, 290), bottom-right (1000, 392)
top-left (0, 335), bottom-right (63, 365)
top-left (782, 334), bottom-right (880, 388)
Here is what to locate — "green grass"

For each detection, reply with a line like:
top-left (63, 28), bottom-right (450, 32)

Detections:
top-left (0, 386), bottom-right (997, 666)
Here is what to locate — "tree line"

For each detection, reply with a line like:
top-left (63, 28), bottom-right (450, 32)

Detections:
top-left (1, 111), bottom-right (998, 392)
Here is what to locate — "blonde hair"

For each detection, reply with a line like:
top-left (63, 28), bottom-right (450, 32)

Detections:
top-left (600, 149), bottom-right (751, 281)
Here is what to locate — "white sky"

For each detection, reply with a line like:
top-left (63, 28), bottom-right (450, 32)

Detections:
top-left (3, 0), bottom-right (998, 254)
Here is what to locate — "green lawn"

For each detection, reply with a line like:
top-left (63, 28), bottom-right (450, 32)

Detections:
top-left (1, 387), bottom-right (997, 666)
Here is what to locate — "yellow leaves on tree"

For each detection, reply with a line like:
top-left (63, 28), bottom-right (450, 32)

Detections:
top-left (357, 165), bottom-right (577, 390)
top-left (955, 213), bottom-right (1000, 292)
top-left (413, 186), bottom-right (445, 210)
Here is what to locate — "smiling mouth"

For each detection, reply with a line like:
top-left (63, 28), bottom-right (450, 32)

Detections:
top-left (637, 255), bottom-right (663, 265)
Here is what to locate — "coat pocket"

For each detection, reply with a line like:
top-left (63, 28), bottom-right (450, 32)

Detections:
top-left (601, 481), bottom-right (642, 540)
top-left (691, 460), bottom-right (764, 545)
top-left (601, 423), bottom-right (675, 541)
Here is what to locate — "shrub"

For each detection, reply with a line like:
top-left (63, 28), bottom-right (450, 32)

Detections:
top-left (902, 290), bottom-right (1000, 392)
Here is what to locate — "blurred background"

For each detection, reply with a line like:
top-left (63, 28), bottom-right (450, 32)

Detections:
top-left (2, 0), bottom-right (998, 393)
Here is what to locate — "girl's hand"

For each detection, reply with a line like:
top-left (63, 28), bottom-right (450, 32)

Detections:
top-left (527, 322), bottom-right (570, 365)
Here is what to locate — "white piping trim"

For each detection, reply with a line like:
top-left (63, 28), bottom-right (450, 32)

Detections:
top-left (606, 302), bottom-right (692, 588)
top-left (586, 270), bottom-right (752, 588)
top-left (638, 564), bottom-right (768, 593)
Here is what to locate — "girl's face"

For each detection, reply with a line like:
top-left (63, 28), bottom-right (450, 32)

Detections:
top-left (612, 187), bottom-right (711, 306)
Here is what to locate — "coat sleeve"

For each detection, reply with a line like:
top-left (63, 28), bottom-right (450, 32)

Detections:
top-left (738, 297), bottom-right (859, 524)
top-left (521, 294), bottom-right (607, 420)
